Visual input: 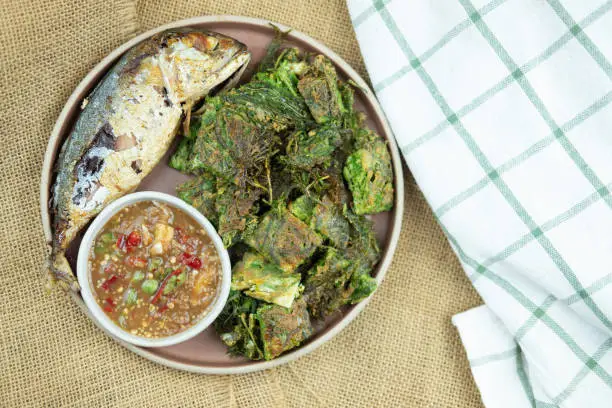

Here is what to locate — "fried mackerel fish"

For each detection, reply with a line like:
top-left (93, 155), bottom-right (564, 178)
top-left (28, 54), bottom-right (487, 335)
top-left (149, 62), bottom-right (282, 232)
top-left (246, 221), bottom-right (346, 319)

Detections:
top-left (48, 30), bottom-right (251, 290)
top-left (172, 30), bottom-right (394, 360)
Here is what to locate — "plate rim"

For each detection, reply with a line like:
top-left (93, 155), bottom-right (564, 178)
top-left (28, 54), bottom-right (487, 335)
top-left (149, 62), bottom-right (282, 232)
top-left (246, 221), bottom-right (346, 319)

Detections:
top-left (39, 15), bottom-right (405, 374)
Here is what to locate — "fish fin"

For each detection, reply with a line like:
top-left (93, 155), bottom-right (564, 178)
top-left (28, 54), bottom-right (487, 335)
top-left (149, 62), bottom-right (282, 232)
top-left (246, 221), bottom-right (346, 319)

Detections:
top-left (46, 252), bottom-right (80, 292)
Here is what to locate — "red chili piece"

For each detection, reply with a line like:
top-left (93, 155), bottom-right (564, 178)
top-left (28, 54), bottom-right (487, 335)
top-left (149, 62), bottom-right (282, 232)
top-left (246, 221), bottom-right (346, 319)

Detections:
top-left (126, 230), bottom-right (141, 249)
top-left (103, 297), bottom-right (115, 312)
top-left (188, 256), bottom-right (202, 269)
top-left (101, 275), bottom-right (118, 291)
top-left (150, 269), bottom-right (182, 304)
top-left (179, 252), bottom-right (202, 269)
top-left (179, 252), bottom-right (191, 264)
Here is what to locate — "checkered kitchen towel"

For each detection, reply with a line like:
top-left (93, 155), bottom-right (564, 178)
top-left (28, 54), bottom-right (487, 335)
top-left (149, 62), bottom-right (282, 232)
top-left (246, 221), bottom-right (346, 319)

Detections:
top-left (348, 0), bottom-right (612, 406)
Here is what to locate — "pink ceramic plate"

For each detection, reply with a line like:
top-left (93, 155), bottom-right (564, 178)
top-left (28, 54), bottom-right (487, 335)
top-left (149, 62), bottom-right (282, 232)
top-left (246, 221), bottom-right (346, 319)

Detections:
top-left (40, 16), bottom-right (404, 374)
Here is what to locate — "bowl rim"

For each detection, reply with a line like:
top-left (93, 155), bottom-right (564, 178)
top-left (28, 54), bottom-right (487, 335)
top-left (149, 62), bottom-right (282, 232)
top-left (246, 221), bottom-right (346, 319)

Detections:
top-left (76, 191), bottom-right (232, 348)
top-left (39, 15), bottom-right (405, 374)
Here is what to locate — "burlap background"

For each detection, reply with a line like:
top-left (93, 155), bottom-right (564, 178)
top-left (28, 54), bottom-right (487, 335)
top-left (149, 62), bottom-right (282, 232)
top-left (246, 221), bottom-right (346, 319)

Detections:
top-left (0, 0), bottom-right (484, 406)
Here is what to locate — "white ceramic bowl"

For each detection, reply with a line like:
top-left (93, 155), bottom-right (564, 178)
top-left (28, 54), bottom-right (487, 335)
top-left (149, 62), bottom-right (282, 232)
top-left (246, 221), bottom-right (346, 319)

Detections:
top-left (77, 191), bottom-right (232, 347)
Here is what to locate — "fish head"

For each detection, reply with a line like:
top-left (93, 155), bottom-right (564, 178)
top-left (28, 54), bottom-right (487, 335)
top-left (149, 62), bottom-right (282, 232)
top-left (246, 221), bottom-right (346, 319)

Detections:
top-left (156, 30), bottom-right (252, 105)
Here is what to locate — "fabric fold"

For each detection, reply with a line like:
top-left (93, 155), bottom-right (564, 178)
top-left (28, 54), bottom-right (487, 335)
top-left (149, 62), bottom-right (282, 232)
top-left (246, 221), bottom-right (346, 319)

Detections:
top-left (453, 306), bottom-right (534, 408)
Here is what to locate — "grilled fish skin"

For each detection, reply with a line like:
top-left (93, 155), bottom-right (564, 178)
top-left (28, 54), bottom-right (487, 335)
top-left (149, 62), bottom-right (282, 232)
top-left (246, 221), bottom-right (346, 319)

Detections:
top-left (49, 30), bottom-right (251, 291)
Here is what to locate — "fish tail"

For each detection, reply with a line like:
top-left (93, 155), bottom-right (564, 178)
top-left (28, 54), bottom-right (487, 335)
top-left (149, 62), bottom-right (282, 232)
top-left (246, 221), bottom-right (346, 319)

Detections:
top-left (45, 250), bottom-right (80, 292)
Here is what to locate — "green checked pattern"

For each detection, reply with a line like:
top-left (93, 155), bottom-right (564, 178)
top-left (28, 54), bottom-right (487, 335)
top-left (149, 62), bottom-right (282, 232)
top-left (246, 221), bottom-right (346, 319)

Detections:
top-left (472, 180), bottom-right (612, 282)
top-left (435, 91), bottom-right (612, 218)
top-left (369, 0), bottom-right (509, 92)
top-left (402, 1), bottom-right (612, 156)
top-left (469, 346), bottom-right (519, 367)
top-left (348, 0), bottom-right (612, 406)
top-left (536, 401), bottom-right (558, 408)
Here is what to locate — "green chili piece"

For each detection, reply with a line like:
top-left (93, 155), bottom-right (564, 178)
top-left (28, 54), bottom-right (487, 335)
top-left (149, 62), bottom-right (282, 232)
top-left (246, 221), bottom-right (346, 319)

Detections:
top-left (149, 257), bottom-right (163, 271)
top-left (131, 270), bottom-right (145, 282)
top-left (142, 279), bottom-right (159, 295)
top-left (163, 276), bottom-right (178, 295)
top-left (177, 271), bottom-right (187, 286)
top-left (126, 288), bottom-right (138, 306)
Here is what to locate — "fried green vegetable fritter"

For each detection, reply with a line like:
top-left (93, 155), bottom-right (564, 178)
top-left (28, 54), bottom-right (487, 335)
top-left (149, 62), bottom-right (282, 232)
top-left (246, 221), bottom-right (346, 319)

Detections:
top-left (173, 34), bottom-right (394, 361)
top-left (303, 207), bottom-right (380, 317)
top-left (214, 183), bottom-right (261, 247)
top-left (215, 290), bottom-right (312, 360)
top-left (257, 297), bottom-right (312, 360)
top-left (261, 49), bottom-right (308, 98)
top-left (344, 204), bottom-right (381, 267)
top-left (222, 76), bottom-right (312, 132)
top-left (194, 106), bottom-right (276, 184)
top-left (288, 195), bottom-right (315, 223)
top-left (298, 55), bottom-right (347, 124)
top-left (169, 98), bottom-right (225, 174)
top-left (283, 126), bottom-right (342, 170)
top-left (257, 25), bottom-right (288, 73)
top-left (343, 143), bottom-right (394, 215)
top-left (214, 290), bottom-right (264, 360)
top-left (171, 49), bottom-right (312, 184)
top-left (303, 248), bottom-right (353, 317)
top-left (176, 175), bottom-right (260, 246)
top-left (310, 197), bottom-right (351, 248)
top-left (342, 206), bottom-right (380, 304)
top-left (245, 206), bottom-right (322, 272)
top-left (342, 110), bottom-right (394, 214)
top-left (232, 252), bottom-right (302, 308)
top-left (318, 162), bottom-right (352, 206)
top-left (169, 138), bottom-right (196, 173)
top-left (304, 245), bottom-right (378, 318)
top-left (176, 173), bottom-right (218, 225)
top-left (289, 195), bottom-right (350, 249)
top-left (346, 267), bottom-right (378, 304)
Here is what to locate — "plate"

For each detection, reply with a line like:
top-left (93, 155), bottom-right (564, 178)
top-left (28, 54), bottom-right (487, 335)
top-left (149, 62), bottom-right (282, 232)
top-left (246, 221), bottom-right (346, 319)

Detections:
top-left (40, 15), bottom-right (404, 374)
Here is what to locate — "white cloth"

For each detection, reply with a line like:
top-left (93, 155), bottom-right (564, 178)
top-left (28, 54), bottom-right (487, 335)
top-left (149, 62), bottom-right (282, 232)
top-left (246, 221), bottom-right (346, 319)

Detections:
top-left (348, 1), bottom-right (612, 407)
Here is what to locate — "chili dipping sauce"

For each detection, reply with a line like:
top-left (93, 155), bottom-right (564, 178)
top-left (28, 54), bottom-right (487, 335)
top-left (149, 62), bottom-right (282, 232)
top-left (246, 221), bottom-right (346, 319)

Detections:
top-left (89, 201), bottom-right (220, 338)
